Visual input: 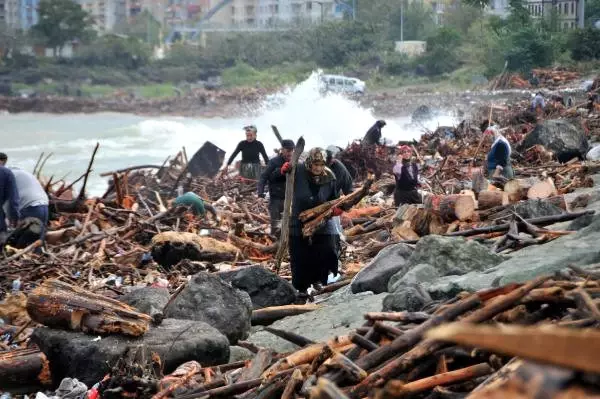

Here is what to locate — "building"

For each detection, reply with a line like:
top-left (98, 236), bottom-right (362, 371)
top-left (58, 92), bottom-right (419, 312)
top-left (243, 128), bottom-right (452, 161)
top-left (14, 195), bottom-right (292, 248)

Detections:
top-left (78, 0), bottom-right (129, 32)
top-left (255, 0), bottom-right (340, 26)
top-left (20, 0), bottom-right (39, 30)
top-left (486, 0), bottom-right (510, 18)
top-left (526, 0), bottom-right (584, 29)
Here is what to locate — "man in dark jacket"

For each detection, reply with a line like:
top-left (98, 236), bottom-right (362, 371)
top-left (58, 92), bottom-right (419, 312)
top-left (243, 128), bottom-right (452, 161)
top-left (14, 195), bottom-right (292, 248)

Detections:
top-left (257, 139), bottom-right (295, 236)
top-left (362, 120), bottom-right (386, 146)
top-left (223, 125), bottom-right (270, 180)
top-left (326, 146), bottom-right (353, 195)
top-left (0, 165), bottom-right (20, 241)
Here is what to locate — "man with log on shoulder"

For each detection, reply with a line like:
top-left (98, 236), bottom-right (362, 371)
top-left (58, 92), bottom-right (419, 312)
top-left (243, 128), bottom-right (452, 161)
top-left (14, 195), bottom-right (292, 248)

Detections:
top-left (484, 125), bottom-right (514, 179)
top-left (393, 145), bottom-right (421, 206)
top-left (284, 148), bottom-right (341, 300)
top-left (257, 139), bottom-right (296, 237)
top-left (221, 125), bottom-right (270, 180)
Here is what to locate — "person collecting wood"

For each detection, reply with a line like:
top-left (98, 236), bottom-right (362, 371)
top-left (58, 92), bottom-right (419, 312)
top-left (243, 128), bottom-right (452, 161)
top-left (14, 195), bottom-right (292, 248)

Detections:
top-left (221, 125), bottom-right (269, 180)
top-left (484, 125), bottom-right (514, 179)
top-left (393, 145), bottom-right (421, 206)
top-left (285, 148), bottom-right (341, 300)
top-left (171, 192), bottom-right (218, 221)
top-left (257, 139), bottom-right (296, 237)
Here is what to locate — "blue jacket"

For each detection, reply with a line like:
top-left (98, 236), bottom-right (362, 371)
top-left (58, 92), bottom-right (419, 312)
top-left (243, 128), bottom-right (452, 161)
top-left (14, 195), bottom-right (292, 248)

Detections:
top-left (0, 166), bottom-right (20, 226)
top-left (487, 138), bottom-right (511, 172)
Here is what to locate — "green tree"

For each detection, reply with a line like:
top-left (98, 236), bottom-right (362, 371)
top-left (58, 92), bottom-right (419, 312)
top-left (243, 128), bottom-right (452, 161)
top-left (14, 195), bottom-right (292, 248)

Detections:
top-left (75, 35), bottom-right (151, 69)
top-left (31, 0), bottom-right (93, 56)
top-left (420, 26), bottom-right (462, 75)
top-left (387, 1), bottom-right (436, 40)
top-left (504, 26), bottom-right (554, 71)
top-left (569, 27), bottom-right (600, 60)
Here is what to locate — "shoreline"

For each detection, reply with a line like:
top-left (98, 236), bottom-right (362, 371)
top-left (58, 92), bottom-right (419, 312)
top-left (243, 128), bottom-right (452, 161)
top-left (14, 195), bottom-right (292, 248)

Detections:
top-left (1, 85), bottom-right (587, 119)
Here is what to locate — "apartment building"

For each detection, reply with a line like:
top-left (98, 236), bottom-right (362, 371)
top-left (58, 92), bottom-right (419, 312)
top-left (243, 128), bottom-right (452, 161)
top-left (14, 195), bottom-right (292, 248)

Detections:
top-left (78, 0), bottom-right (129, 31)
top-left (526, 0), bottom-right (584, 29)
top-left (20, 0), bottom-right (39, 30)
top-left (256, 0), bottom-right (337, 26)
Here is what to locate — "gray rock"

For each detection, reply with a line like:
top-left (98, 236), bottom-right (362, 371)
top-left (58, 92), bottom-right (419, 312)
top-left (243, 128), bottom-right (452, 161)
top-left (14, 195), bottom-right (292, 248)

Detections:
top-left (383, 285), bottom-right (431, 312)
top-left (407, 235), bottom-right (505, 276)
top-left (164, 272), bottom-right (253, 343)
top-left (518, 119), bottom-right (589, 162)
top-left (351, 243), bottom-right (414, 294)
top-left (425, 217), bottom-right (600, 299)
top-left (568, 213), bottom-right (600, 231)
top-left (248, 293), bottom-right (386, 353)
top-left (389, 263), bottom-right (439, 292)
top-left (32, 319), bottom-right (229, 387)
top-left (229, 346), bottom-right (255, 362)
top-left (512, 199), bottom-right (564, 219)
top-left (217, 266), bottom-right (297, 309)
top-left (120, 287), bottom-right (170, 323)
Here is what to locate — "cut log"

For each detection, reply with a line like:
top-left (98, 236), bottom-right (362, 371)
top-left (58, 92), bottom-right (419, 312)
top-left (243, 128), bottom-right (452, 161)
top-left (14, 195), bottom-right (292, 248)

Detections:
top-left (503, 178), bottom-right (537, 202)
top-left (477, 191), bottom-right (509, 210)
top-left (438, 195), bottom-right (476, 222)
top-left (0, 348), bottom-right (52, 390)
top-left (394, 205), bottom-right (445, 236)
top-left (527, 178), bottom-right (558, 199)
top-left (150, 232), bottom-right (240, 268)
top-left (471, 170), bottom-right (488, 194)
top-left (26, 279), bottom-right (152, 336)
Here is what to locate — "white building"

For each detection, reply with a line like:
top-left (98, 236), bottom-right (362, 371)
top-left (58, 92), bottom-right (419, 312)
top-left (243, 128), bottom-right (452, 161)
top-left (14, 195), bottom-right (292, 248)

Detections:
top-left (526, 0), bottom-right (584, 30)
top-left (78, 0), bottom-right (130, 32)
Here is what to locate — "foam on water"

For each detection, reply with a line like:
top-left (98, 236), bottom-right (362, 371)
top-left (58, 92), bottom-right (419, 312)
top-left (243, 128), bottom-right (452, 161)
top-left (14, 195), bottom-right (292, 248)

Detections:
top-left (0, 72), bottom-right (457, 195)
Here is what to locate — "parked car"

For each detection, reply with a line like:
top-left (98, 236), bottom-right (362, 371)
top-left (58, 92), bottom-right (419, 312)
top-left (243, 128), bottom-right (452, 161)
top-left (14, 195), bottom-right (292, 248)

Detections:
top-left (319, 74), bottom-right (366, 95)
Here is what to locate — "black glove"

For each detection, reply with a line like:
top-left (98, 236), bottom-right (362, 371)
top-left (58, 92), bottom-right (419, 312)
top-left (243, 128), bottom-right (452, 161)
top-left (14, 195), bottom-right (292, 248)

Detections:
top-left (258, 192), bottom-right (266, 199)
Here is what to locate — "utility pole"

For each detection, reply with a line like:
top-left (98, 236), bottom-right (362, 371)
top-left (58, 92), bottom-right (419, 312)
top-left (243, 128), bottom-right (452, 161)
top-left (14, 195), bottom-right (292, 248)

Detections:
top-left (352, 0), bottom-right (356, 20)
top-left (400, 0), bottom-right (404, 42)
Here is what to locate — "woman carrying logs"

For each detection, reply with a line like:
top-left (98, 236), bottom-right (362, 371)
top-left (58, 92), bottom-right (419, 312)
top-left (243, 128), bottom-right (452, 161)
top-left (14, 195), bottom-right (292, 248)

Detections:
top-left (393, 145), bottom-right (421, 206)
top-left (285, 148), bottom-right (341, 299)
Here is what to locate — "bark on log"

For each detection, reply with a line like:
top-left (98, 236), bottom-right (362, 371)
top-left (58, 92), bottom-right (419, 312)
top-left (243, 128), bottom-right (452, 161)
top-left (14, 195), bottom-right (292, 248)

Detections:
top-left (26, 279), bottom-right (152, 336)
top-left (395, 205), bottom-right (445, 236)
top-left (251, 304), bottom-right (320, 326)
top-left (477, 191), bottom-right (509, 210)
top-left (238, 349), bottom-right (273, 382)
top-left (527, 178), bottom-right (558, 199)
top-left (0, 348), bottom-right (52, 390)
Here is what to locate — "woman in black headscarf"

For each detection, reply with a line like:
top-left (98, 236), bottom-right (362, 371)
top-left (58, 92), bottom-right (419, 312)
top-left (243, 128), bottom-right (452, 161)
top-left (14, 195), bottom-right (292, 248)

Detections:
top-left (286, 147), bottom-right (341, 297)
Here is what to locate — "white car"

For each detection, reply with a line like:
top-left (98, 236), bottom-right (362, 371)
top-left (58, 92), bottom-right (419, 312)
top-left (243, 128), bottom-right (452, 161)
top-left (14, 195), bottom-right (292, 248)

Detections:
top-left (319, 74), bottom-right (366, 95)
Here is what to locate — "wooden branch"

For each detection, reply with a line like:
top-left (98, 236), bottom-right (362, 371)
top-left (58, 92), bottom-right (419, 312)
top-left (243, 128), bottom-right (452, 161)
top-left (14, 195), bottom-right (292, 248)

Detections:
top-left (264, 327), bottom-right (316, 347)
top-left (78, 142), bottom-right (100, 200)
top-left (275, 136), bottom-right (305, 274)
top-left (427, 322), bottom-right (600, 374)
top-left (376, 363), bottom-right (493, 398)
top-left (364, 312), bottom-right (430, 323)
top-left (252, 304), bottom-right (320, 326)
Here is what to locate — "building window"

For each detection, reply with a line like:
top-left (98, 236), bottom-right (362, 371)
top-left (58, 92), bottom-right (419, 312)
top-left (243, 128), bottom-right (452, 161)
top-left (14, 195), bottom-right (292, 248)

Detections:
top-left (564, 21), bottom-right (568, 30)
top-left (571, 21), bottom-right (575, 27)
top-left (307, 1), bottom-right (312, 10)
top-left (571, 1), bottom-right (575, 14)
top-left (564, 3), bottom-right (568, 14)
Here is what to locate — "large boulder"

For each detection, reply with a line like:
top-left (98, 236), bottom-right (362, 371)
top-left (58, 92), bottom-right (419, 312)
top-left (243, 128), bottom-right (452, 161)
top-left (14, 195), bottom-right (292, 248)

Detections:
top-left (164, 272), bottom-right (253, 343)
top-left (382, 285), bottom-right (431, 312)
top-left (120, 287), bottom-right (170, 323)
top-left (389, 263), bottom-right (440, 292)
top-left (424, 216), bottom-right (600, 298)
top-left (406, 235), bottom-right (505, 276)
top-left (518, 120), bottom-right (589, 163)
top-left (217, 266), bottom-right (297, 309)
top-left (248, 293), bottom-right (386, 353)
top-left (32, 319), bottom-right (229, 387)
top-left (351, 243), bottom-right (414, 294)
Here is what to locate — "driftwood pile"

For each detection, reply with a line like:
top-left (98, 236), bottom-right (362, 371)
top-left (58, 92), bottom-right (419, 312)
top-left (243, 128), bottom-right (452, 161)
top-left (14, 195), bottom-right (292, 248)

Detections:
top-left (490, 67), bottom-right (581, 90)
top-left (58, 270), bottom-right (600, 399)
